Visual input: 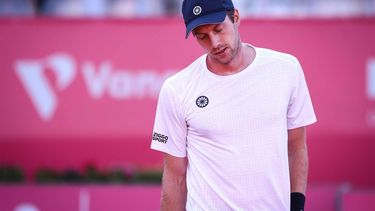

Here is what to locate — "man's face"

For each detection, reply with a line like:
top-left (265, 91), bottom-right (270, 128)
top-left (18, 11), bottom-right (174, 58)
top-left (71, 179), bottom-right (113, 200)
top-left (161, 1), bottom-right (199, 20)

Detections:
top-left (192, 12), bottom-right (240, 65)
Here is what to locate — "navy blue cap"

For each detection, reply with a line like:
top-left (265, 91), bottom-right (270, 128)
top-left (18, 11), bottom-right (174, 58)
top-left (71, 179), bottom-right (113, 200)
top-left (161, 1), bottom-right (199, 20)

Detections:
top-left (182, 0), bottom-right (234, 38)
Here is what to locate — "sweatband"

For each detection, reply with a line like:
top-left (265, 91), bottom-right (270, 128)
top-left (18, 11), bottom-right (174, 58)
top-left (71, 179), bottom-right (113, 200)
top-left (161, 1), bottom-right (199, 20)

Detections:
top-left (291, 192), bottom-right (305, 211)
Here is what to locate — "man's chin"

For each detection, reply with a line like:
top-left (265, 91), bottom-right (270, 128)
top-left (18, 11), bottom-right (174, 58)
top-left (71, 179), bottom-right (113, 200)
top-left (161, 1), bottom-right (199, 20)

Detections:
top-left (214, 56), bottom-right (232, 65)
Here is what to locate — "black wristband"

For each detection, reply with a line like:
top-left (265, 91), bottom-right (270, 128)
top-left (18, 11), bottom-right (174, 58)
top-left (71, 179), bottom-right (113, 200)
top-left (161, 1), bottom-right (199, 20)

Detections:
top-left (291, 192), bottom-right (305, 211)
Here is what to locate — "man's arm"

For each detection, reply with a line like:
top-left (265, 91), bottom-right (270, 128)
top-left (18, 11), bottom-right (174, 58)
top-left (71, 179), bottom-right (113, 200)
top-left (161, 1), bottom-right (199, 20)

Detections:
top-left (160, 153), bottom-right (187, 211)
top-left (288, 126), bottom-right (308, 194)
top-left (288, 126), bottom-right (308, 211)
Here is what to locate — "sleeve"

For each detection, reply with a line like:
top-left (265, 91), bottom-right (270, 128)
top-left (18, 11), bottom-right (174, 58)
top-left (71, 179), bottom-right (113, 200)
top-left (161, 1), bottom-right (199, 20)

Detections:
top-left (150, 81), bottom-right (187, 157)
top-left (287, 59), bottom-right (317, 129)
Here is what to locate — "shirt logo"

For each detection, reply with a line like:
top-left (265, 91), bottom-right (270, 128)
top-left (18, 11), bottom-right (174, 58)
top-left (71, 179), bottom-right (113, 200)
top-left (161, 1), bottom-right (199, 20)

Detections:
top-left (196, 96), bottom-right (209, 108)
top-left (193, 6), bottom-right (202, 15)
top-left (152, 132), bottom-right (168, 144)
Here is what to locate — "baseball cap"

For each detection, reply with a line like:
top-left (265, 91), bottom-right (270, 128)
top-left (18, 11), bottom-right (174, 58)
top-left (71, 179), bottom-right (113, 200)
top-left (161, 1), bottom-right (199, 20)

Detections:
top-left (182, 0), bottom-right (234, 38)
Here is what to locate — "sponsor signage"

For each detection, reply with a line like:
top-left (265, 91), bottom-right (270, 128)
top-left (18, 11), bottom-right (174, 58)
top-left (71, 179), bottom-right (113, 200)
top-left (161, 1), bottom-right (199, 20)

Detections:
top-left (0, 19), bottom-right (374, 138)
top-left (14, 53), bottom-right (172, 121)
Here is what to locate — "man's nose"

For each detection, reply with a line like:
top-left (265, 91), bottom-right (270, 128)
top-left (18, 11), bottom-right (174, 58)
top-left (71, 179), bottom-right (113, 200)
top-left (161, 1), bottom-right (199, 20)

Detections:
top-left (210, 34), bottom-right (221, 49)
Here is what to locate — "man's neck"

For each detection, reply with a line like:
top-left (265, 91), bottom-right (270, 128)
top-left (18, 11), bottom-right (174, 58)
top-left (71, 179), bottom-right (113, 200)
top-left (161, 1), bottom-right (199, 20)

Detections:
top-left (207, 43), bottom-right (255, 76)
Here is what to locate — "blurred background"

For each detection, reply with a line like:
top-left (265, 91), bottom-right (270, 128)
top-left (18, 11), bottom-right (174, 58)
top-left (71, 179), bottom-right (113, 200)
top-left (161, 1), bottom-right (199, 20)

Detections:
top-left (0, 0), bottom-right (375, 18)
top-left (0, 0), bottom-right (374, 211)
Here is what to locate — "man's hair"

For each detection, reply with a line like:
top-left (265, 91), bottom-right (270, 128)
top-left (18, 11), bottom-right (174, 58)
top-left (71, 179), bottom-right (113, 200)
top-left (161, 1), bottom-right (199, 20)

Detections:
top-left (227, 9), bottom-right (235, 23)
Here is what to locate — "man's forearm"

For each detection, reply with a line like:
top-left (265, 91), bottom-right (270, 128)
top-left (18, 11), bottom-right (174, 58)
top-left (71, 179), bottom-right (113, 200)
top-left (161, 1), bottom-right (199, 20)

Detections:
top-left (289, 147), bottom-right (308, 194)
top-left (161, 170), bottom-right (187, 211)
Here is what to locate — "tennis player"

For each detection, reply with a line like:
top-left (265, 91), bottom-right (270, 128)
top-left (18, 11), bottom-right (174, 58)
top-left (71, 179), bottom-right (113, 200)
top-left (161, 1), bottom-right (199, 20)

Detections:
top-left (151, 0), bottom-right (317, 210)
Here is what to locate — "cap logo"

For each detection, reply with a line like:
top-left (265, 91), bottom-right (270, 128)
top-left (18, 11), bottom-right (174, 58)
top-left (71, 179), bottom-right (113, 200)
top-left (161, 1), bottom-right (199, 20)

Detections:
top-left (193, 6), bottom-right (202, 15)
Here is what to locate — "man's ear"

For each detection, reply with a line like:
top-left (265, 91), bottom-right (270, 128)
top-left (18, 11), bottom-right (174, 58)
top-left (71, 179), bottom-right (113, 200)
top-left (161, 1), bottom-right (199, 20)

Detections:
top-left (233, 9), bottom-right (240, 26)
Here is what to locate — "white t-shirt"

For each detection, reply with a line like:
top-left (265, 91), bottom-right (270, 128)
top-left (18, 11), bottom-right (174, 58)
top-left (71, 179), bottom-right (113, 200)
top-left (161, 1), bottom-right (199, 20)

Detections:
top-left (151, 46), bottom-right (317, 211)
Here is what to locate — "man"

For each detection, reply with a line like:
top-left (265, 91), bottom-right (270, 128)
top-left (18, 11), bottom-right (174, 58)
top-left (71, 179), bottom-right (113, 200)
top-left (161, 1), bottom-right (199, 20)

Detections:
top-left (151, 0), bottom-right (316, 210)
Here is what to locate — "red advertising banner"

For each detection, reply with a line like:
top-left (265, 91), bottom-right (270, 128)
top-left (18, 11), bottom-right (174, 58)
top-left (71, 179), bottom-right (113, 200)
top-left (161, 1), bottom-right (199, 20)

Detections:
top-left (0, 184), bottom-right (373, 211)
top-left (0, 18), bottom-right (374, 185)
top-left (0, 19), bottom-right (201, 139)
top-left (0, 185), bottom-right (161, 211)
top-left (1, 18), bottom-right (374, 138)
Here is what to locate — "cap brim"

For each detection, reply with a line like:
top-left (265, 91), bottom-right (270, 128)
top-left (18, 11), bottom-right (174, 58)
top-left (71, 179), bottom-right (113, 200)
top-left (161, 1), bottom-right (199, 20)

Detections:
top-left (185, 10), bottom-right (227, 39)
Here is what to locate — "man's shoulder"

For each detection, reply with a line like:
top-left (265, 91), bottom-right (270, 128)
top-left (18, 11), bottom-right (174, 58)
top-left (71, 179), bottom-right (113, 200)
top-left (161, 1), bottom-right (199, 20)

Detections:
top-left (255, 46), bottom-right (299, 65)
top-left (163, 54), bottom-right (206, 88)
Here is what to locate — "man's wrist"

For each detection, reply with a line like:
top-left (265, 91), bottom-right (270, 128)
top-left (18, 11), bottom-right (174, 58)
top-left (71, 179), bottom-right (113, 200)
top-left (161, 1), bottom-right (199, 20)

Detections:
top-left (291, 192), bottom-right (305, 211)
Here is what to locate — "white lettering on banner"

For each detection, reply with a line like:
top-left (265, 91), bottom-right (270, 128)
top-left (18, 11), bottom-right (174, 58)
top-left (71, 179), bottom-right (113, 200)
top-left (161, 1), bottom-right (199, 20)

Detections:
top-left (368, 58), bottom-right (375, 100)
top-left (366, 58), bottom-right (375, 128)
top-left (15, 53), bottom-right (174, 121)
top-left (82, 61), bottom-right (112, 99)
top-left (367, 109), bottom-right (375, 128)
top-left (82, 62), bottom-right (170, 99)
top-left (14, 203), bottom-right (40, 211)
top-left (108, 71), bottom-right (133, 99)
top-left (15, 53), bottom-right (76, 121)
top-left (79, 189), bottom-right (90, 211)
top-left (135, 71), bottom-right (166, 98)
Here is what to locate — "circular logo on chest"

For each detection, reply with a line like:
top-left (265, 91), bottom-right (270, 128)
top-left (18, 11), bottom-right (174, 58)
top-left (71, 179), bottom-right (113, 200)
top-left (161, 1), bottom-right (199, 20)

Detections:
top-left (193, 6), bottom-right (202, 16)
top-left (196, 96), bottom-right (209, 108)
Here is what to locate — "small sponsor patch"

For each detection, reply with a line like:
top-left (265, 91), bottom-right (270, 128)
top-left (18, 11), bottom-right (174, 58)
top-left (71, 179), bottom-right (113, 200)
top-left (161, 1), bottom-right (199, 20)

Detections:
top-left (152, 132), bottom-right (168, 144)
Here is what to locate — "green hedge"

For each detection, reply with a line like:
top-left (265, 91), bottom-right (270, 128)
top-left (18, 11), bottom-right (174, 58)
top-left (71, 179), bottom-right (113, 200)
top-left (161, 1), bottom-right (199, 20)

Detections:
top-left (0, 165), bottom-right (24, 183)
top-left (0, 164), bottom-right (162, 184)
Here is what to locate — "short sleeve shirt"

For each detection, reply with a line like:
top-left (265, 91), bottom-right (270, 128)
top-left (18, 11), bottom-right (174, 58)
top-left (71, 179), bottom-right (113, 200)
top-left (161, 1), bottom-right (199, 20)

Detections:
top-left (151, 46), bottom-right (317, 210)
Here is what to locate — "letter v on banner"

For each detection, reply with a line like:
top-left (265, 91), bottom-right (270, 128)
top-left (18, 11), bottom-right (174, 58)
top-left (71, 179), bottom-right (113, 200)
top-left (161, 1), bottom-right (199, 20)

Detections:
top-left (368, 58), bottom-right (375, 100)
top-left (14, 53), bottom-right (76, 121)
